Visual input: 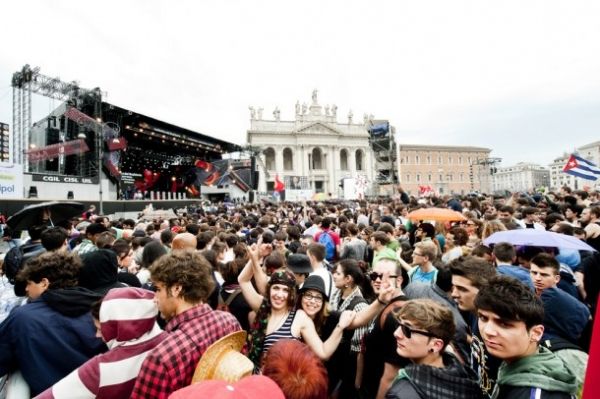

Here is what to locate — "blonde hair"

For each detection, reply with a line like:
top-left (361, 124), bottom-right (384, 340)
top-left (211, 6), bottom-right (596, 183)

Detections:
top-left (415, 240), bottom-right (438, 260)
top-left (481, 220), bottom-right (507, 239)
top-left (395, 298), bottom-right (455, 347)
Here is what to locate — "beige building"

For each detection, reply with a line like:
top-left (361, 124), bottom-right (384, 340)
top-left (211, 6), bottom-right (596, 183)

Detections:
top-left (247, 91), bottom-right (375, 196)
top-left (397, 144), bottom-right (492, 195)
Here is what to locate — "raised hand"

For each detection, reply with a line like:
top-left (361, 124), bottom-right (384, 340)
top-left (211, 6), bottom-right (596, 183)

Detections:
top-left (338, 310), bottom-right (357, 329)
top-left (378, 272), bottom-right (395, 304)
top-left (247, 243), bottom-right (260, 260)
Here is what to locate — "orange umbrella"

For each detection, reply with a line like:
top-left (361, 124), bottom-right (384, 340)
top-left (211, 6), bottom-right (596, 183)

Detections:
top-left (407, 207), bottom-right (467, 222)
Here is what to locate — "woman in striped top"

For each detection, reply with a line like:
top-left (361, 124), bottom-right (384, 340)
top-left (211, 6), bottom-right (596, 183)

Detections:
top-left (238, 244), bottom-right (356, 370)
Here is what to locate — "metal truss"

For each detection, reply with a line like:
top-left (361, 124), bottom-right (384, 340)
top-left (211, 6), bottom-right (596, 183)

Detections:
top-left (11, 65), bottom-right (102, 172)
top-left (368, 123), bottom-right (397, 185)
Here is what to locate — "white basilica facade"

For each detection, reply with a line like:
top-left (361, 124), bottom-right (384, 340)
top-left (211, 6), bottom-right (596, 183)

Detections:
top-left (247, 91), bottom-right (375, 197)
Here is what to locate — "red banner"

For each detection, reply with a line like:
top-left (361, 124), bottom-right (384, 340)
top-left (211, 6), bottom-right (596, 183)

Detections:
top-left (26, 139), bottom-right (90, 162)
top-left (107, 137), bottom-right (128, 151)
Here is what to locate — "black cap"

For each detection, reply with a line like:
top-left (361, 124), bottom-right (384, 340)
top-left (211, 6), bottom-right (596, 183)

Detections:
top-left (299, 275), bottom-right (328, 300)
top-left (287, 254), bottom-right (312, 274)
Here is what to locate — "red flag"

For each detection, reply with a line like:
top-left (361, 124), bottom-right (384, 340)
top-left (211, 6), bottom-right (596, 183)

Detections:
top-left (274, 174), bottom-right (285, 192)
top-left (583, 298), bottom-right (600, 398)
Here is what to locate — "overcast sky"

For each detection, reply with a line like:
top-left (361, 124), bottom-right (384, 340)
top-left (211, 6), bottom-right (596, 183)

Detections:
top-left (1, 0), bottom-right (600, 167)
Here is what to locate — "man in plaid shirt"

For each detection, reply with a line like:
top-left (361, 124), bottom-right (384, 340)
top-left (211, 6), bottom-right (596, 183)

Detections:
top-left (131, 251), bottom-right (241, 398)
top-left (73, 223), bottom-right (107, 255)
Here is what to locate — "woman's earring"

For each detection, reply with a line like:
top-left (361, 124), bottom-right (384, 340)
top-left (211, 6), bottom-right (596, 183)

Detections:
top-left (428, 348), bottom-right (435, 353)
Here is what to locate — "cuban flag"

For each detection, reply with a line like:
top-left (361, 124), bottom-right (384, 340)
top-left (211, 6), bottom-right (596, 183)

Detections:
top-left (563, 154), bottom-right (600, 181)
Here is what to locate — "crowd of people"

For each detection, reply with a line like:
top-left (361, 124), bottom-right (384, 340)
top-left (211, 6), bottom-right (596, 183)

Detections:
top-left (0, 185), bottom-right (599, 399)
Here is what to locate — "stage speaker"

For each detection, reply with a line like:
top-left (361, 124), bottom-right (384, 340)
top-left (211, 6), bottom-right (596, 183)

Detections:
top-left (67, 191), bottom-right (74, 199)
top-left (28, 186), bottom-right (38, 198)
top-left (252, 171), bottom-right (259, 190)
top-left (248, 191), bottom-right (255, 203)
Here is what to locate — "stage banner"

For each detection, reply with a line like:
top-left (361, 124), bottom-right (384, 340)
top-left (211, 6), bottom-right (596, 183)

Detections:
top-left (285, 175), bottom-right (309, 190)
top-left (26, 139), bottom-right (89, 162)
top-left (121, 172), bottom-right (142, 185)
top-left (0, 163), bottom-right (24, 199)
top-left (31, 174), bottom-right (98, 184)
top-left (285, 189), bottom-right (314, 202)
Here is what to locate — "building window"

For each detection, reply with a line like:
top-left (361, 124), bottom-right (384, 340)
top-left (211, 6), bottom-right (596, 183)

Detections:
top-left (460, 173), bottom-right (464, 181)
top-left (438, 156), bottom-right (442, 164)
top-left (356, 150), bottom-right (364, 171)
top-left (315, 181), bottom-right (324, 193)
top-left (416, 174), bottom-right (421, 182)
top-left (468, 156), bottom-right (471, 164)
top-left (415, 155), bottom-right (420, 164)
top-left (458, 156), bottom-right (463, 164)
top-left (448, 173), bottom-right (453, 181)
top-left (448, 156), bottom-right (452, 164)
top-left (264, 147), bottom-right (275, 171)
top-left (427, 155), bottom-right (431, 164)
top-left (405, 174), bottom-right (410, 182)
top-left (439, 174), bottom-right (443, 182)
top-left (283, 148), bottom-right (293, 171)
top-left (428, 174), bottom-right (432, 182)
top-left (312, 147), bottom-right (323, 169)
top-left (340, 149), bottom-right (349, 170)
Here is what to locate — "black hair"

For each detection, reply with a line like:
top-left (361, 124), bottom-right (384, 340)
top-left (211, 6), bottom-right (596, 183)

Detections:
top-left (475, 275), bottom-right (544, 329)
top-left (41, 227), bottom-right (69, 251)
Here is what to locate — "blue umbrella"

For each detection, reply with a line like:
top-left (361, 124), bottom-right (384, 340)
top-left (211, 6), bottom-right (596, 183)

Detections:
top-left (483, 229), bottom-right (596, 252)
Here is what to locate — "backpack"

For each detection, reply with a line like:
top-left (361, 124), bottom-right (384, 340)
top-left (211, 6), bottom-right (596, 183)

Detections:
top-left (318, 231), bottom-right (336, 262)
top-left (3, 246), bottom-right (24, 284)
top-left (217, 288), bottom-right (242, 313)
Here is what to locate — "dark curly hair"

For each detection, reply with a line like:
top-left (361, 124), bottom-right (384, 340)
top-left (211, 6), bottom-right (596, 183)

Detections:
top-left (17, 252), bottom-right (81, 290)
top-left (149, 250), bottom-right (215, 303)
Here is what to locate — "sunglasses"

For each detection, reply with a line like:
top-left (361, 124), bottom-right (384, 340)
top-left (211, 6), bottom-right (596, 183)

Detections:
top-left (369, 272), bottom-right (398, 281)
top-left (398, 322), bottom-right (437, 339)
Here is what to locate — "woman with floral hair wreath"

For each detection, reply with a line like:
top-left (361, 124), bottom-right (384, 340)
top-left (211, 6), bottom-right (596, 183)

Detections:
top-left (238, 243), bottom-right (356, 370)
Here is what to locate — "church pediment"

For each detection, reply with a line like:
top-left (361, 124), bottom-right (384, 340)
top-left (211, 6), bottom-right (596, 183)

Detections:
top-left (294, 122), bottom-right (343, 136)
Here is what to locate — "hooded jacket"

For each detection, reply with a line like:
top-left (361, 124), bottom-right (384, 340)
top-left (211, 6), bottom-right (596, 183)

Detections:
top-left (0, 287), bottom-right (105, 396)
top-left (79, 249), bottom-right (127, 295)
top-left (37, 287), bottom-right (167, 399)
top-left (491, 346), bottom-right (578, 399)
top-left (385, 352), bottom-right (482, 399)
top-left (541, 287), bottom-right (590, 345)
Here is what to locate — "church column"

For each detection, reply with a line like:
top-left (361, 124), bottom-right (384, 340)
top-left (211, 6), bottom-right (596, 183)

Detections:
top-left (364, 148), bottom-right (374, 185)
top-left (329, 146), bottom-right (337, 194)
top-left (258, 156), bottom-right (267, 193)
top-left (349, 147), bottom-right (356, 175)
top-left (297, 145), bottom-right (304, 177)
top-left (275, 146), bottom-right (284, 175)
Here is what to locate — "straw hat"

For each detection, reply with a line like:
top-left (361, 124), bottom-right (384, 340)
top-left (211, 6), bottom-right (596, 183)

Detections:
top-left (192, 331), bottom-right (253, 383)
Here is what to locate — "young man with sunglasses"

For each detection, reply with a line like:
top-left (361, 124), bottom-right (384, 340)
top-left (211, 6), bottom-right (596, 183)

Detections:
top-left (475, 276), bottom-right (578, 399)
top-left (360, 257), bottom-right (410, 399)
top-left (386, 299), bottom-right (481, 399)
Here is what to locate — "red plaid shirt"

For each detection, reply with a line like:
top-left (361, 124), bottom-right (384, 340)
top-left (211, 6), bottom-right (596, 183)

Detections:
top-left (131, 304), bottom-right (241, 399)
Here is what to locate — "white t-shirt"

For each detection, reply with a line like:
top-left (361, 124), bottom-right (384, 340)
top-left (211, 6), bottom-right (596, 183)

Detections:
top-left (309, 265), bottom-right (337, 299)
